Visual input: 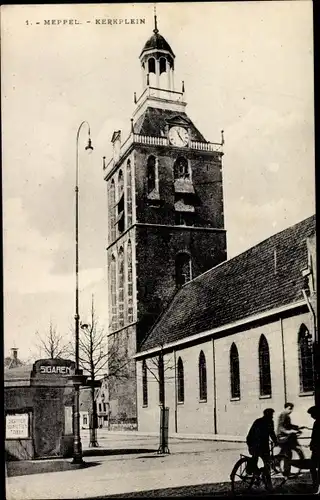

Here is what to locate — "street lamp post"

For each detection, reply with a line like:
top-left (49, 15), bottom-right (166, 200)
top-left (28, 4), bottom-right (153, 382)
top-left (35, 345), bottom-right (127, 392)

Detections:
top-left (72, 121), bottom-right (93, 464)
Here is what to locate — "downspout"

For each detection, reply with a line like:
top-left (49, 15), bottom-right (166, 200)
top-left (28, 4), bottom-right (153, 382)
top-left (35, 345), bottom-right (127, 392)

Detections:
top-left (212, 338), bottom-right (218, 435)
top-left (174, 350), bottom-right (178, 433)
top-left (280, 317), bottom-right (287, 404)
top-left (302, 289), bottom-right (319, 406)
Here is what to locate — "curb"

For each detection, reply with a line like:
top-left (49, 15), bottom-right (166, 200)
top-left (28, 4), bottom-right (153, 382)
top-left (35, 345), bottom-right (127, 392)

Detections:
top-left (82, 430), bottom-right (246, 443)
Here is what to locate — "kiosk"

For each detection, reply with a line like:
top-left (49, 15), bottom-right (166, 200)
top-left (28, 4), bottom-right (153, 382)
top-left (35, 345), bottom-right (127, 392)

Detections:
top-left (5, 358), bottom-right (75, 460)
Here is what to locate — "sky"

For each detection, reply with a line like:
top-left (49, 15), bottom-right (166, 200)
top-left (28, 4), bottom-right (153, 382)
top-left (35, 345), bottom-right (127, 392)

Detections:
top-left (2, 1), bottom-right (315, 361)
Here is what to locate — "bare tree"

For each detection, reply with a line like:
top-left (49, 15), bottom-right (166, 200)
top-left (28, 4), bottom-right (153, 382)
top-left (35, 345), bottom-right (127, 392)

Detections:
top-left (144, 347), bottom-right (174, 454)
top-left (73, 295), bottom-right (130, 447)
top-left (34, 320), bottom-right (70, 359)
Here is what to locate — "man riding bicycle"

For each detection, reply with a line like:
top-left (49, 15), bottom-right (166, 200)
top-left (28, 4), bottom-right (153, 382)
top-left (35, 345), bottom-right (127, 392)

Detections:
top-left (246, 408), bottom-right (278, 490)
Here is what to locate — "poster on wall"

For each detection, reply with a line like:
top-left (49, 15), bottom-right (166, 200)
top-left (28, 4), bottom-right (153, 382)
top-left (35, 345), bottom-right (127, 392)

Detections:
top-left (6, 413), bottom-right (29, 439)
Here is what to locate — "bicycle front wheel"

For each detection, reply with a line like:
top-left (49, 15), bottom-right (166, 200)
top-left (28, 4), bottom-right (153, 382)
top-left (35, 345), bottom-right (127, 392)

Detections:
top-left (230, 457), bottom-right (256, 495)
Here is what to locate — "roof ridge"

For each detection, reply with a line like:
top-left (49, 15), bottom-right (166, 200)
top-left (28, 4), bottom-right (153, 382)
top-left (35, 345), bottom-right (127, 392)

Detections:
top-left (190, 213), bottom-right (316, 285)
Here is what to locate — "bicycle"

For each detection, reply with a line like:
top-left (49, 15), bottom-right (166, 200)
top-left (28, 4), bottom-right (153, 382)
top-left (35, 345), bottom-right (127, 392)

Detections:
top-left (276, 428), bottom-right (311, 478)
top-left (230, 442), bottom-right (288, 495)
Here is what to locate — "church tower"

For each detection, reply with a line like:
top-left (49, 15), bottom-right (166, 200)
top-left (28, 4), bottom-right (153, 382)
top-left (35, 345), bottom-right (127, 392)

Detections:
top-left (104, 17), bottom-right (227, 426)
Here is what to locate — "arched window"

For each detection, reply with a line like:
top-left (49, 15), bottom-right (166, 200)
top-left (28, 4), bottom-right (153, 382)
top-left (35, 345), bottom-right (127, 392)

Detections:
top-left (298, 323), bottom-right (314, 393)
top-left (117, 170), bottom-right (124, 234)
top-left (147, 155), bottom-right (156, 194)
top-left (127, 159), bottom-right (132, 227)
top-left (199, 350), bottom-right (207, 401)
top-left (259, 335), bottom-right (272, 396)
top-left (177, 357), bottom-right (184, 403)
top-left (110, 254), bottom-right (117, 331)
top-left (174, 156), bottom-right (190, 180)
top-left (127, 240), bottom-right (133, 323)
top-left (118, 247), bottom-right (124, 328)
top-left (230, 343), bottom-right (240, 399)
top-left (118, 170), bottom-right (124, 197)
top-left (148, 57), bottom-right (156, 74)
top-left (109, 179), bottom-right (116, 242)
top-left (159, 57), bottom-right (166, 74)
top-left (142, 360), bottom-right (148, 407)
top-left (175, 252), bottom-right (192, 286)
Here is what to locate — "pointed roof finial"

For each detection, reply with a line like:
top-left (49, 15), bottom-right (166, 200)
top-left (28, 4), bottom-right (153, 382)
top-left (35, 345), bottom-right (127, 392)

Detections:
top-left (154, 4), bottom-right (159, 34)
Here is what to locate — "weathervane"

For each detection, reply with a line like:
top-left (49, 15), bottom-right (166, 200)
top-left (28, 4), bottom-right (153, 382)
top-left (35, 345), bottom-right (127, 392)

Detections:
top-left (154, 4), bottom-right (159, 34)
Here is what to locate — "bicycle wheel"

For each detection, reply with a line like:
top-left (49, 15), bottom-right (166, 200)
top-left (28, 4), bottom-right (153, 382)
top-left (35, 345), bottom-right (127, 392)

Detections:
top-left (230, 457), bottom-right (256, 495)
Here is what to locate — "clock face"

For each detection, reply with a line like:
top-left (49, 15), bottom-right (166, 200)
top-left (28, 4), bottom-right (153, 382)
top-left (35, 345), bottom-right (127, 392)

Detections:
top-left (168, 126), bottom-right (189, 147)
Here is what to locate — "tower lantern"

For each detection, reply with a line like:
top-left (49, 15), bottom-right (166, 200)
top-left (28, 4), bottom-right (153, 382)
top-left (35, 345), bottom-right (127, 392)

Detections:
top-left (139, 15), bottom-right (175, 91)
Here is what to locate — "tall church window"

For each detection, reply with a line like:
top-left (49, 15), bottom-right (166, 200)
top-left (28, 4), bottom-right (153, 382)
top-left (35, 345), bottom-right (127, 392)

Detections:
top-left (175, 252), bottom-right (192, 287)
top-left (142, 360), bottom-right (148, 407)
top-left (109, 179), bottom-right (116, 242)
top-left (127, 240), bottom-right (133, 323)
top-left (177, 357), bottom-right (184, 403)
top-left (127, 159), bottom-right (132, 228)
top-left (230, 343), bottom-right (240, 399)
top-left (118, 247), bottom-right (124, 328)
top-left (174, 156), bottom-right (190, 180)
top-left (199, 350), bottom-right (207, 401)
top-left (110, 254), bottom-right (117, 331)
top-left (298, 323), bottom-right (314, 393)
top-left (117, 170), bottom-right (124, 235)
top-left (258, 335), bottom-right (272, 397)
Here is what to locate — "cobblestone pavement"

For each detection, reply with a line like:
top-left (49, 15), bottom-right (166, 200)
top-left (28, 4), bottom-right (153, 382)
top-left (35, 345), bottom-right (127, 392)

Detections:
top-left (6, 433), bottom-right (314, 499)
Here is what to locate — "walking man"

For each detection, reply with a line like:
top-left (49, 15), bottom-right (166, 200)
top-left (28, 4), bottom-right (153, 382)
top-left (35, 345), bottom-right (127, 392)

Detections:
top-left (308, 406), bottom-right (320, 495)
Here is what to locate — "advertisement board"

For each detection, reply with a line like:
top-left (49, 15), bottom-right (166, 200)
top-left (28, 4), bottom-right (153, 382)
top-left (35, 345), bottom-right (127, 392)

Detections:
top-left (6, 413), bottom-right (29, 439)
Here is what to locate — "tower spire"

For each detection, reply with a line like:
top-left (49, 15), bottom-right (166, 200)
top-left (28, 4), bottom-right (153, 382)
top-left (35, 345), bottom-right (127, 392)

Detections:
top-left (153, 4), bottom-right (159, 34)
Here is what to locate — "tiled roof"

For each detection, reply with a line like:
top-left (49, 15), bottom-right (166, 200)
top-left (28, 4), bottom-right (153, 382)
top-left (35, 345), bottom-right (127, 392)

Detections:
top-left (140, 32), bottom-right (174, 58)
top-left (134, 107), bottom-right (206, 142)
top-left (139, 215), bottom-right (316, 352)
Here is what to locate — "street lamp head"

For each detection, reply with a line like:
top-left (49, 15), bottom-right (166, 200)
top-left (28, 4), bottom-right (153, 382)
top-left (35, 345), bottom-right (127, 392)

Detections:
top-left (85, 137), bottom-right (94, 151)
top-left (80, 323), bottom-right (90, 330)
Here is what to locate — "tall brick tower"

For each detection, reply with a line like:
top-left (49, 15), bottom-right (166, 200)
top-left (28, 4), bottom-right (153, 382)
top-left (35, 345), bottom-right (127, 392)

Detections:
top-left (104, 16), bottom-right (227, 426)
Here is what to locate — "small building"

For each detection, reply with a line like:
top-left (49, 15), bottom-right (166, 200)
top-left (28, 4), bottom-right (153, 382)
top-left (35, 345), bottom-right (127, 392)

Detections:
top-left (135, 215), bottom-right (316, 438)
top-left (96, 378), bottom-right (109, 428)
top-left (5, 358), bottom-right (75, 460)
top-left (4, 347), bottom-right (24, 369)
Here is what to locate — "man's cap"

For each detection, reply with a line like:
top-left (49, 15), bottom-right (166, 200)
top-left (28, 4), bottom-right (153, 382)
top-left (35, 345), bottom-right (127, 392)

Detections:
top-left (307, 405), bottom-right (320, 416)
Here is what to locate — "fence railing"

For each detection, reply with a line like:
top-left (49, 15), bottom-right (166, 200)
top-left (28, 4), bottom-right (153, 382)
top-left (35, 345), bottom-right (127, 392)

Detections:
top-left (104, 134), bottom-right (223, 172)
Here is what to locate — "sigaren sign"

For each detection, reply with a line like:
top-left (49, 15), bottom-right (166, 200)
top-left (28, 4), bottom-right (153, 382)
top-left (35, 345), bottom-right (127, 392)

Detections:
top-left (40, 365), bottom-right (72, 375)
